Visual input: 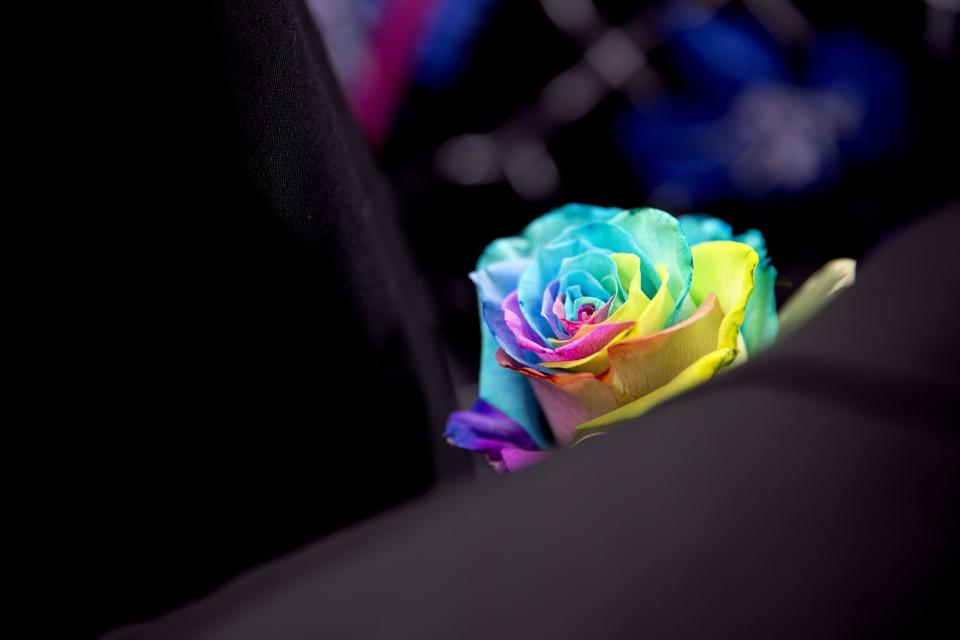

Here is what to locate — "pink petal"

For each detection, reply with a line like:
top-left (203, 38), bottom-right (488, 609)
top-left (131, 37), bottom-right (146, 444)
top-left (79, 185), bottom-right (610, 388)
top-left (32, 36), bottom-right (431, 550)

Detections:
top-left (500, 448), bottom-right (554, 472)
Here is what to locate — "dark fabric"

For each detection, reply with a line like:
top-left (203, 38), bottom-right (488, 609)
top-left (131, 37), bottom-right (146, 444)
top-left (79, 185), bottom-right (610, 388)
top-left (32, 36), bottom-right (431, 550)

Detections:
top-left (69, 0), bottom-right (468, 636)
top-left (108, 205), bottom-right (959, 638)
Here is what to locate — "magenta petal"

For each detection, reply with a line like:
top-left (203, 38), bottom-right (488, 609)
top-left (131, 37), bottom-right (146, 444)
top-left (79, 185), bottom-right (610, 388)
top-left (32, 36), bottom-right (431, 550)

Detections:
top-left (559, 295), bottom-right (614, 335)
top-left (516, 320), bottom-right (634, 362)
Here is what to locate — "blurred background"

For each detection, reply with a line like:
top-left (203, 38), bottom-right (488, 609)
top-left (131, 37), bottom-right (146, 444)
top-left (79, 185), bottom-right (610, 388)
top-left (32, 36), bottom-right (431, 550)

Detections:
top-left (308, 0), bottom-right (957, 404)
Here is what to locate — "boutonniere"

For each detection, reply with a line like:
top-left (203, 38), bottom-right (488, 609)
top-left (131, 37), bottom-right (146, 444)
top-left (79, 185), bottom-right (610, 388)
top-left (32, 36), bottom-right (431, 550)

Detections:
top-left (446, 204), bottom-right (854, 472)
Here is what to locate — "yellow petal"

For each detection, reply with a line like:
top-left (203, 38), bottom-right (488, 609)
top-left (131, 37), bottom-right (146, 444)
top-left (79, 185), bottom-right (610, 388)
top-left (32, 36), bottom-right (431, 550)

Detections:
top-left (689, 241), bottom-right (759, 351)
top-left (600, 292), bottom-right (725, 404)
top-left (574, 346), bottom-right (736, 439)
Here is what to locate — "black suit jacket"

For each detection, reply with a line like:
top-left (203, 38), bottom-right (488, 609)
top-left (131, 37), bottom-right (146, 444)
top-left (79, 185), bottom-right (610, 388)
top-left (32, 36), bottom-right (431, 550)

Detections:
top-left (69, 0), bottom-right (468, 635)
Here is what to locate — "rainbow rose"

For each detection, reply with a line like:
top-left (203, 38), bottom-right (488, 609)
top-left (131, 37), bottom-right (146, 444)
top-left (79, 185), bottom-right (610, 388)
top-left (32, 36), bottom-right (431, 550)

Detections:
top-left (446, 204), bottom-right (854, 472)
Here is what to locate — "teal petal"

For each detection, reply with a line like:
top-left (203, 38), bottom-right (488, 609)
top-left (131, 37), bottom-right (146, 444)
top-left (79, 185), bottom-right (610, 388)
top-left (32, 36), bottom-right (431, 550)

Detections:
top-left (520, 203), bottom-right (622, 249)
top-left (742, 261), bottom-right (778, 355)
top-left (560, 271), bottom-right (607, 301)
top-left (477, 313), bottom-right (552, 449)
top-left (678, 214), bottom-right (733, 246)
top-left (611, 208), bottom-right (696, 326)
top-left (734, 228), bottom-right (767, 257)
top-left (679, 213), bottom-right (768, 259)
top-left (558, 251), bottom-right (622, 298)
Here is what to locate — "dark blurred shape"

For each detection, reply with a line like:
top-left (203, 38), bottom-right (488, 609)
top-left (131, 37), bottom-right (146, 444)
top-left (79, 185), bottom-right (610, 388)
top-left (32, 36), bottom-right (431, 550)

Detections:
top-left (306, 0), bottom-right (500, 144)
top-left (923, 0), bottom-right (959, 59)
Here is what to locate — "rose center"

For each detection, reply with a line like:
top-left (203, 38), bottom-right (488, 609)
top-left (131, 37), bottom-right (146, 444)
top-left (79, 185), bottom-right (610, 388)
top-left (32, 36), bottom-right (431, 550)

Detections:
top-left (577, 303), bottom-right (596, 322)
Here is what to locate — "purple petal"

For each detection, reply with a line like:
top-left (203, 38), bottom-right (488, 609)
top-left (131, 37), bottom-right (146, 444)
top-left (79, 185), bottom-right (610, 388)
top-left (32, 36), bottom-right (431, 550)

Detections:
top-left (445, 398), bottom-right (541, 453)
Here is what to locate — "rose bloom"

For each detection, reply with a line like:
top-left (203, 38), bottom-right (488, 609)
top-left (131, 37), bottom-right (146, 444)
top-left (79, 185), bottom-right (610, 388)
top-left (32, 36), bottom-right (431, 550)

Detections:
top-left (447, 204), bottom-right (851, 473)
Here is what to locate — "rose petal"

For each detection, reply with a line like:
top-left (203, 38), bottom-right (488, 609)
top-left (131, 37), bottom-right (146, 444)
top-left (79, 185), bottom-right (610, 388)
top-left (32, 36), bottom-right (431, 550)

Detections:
top-left (544, 261), bottom-right (673, 374)
top-left (497, 293), bottom-right (725, 444)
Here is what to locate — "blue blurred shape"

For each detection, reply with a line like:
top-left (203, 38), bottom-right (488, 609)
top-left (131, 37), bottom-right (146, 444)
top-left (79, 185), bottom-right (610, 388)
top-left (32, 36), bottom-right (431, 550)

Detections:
top-left (619, 8), bottom-right (911, 208)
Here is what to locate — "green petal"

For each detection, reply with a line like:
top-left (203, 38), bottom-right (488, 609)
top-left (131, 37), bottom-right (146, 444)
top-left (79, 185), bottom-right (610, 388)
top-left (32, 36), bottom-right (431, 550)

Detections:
top-left (778, 258), bottom-right (856, 338)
